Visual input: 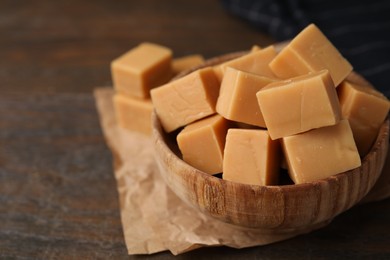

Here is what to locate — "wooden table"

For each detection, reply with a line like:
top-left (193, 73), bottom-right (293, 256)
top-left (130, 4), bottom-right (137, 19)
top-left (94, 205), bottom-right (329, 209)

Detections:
top-left (1, 1), bottom-right (389, 259)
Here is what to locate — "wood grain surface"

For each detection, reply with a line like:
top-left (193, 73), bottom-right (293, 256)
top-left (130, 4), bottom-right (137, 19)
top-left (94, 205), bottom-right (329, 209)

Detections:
top-left (0, 0), bottom-right (273, 94)
top-left (0, 0), bottom-right (389, 259)
top-left (0, 94), bottom-right (127, 258)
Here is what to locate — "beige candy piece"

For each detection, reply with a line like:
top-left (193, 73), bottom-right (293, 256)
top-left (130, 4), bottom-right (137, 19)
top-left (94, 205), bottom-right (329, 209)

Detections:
top-left (151, 67), bottom-right (220, 132)
top-left (257, 70), bottom-right (341, 140)
top-left (269, 24), bottom-right (352, 86)
top-left (223, 129), bottom-right (280, 186)
top-left (111, 42), bottom-right (173, 99)
top-left (251, 45), bottom-right (262, 52)
top-left (217, 67), bottom-right (277, 127)
top-left (234, 121), bottom-right (261, 130)
top-left (177, 114), bottom-right (229, 174)
top-left (282, 119), bottom-right (361, 184)
top-left (338, 80), bottom-right (390, 157)
top-left (113, 94), bottom-right (154, 136)
top-left (172, 54), bottom-right (205, 74)
top-left (213, 46), bottom-right (277, 82)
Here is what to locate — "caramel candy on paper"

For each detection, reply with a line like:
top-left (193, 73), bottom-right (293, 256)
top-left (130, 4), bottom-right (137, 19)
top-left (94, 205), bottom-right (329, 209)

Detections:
top-left (113, 94), bottom-right (154, 136)
top-left (111, 42), bottom-right (173, 98)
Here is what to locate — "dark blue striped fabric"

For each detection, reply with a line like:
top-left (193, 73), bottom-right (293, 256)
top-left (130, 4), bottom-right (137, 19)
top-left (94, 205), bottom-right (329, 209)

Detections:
top-left (221, 0), bottom-right (390, 97)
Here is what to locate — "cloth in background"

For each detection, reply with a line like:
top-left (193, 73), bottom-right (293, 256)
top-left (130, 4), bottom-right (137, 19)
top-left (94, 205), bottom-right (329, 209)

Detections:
top-left (221, 0), bottom-right (390, 97)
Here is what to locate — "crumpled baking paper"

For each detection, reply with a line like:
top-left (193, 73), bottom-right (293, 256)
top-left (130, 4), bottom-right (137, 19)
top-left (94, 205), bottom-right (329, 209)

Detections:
top-left (93, 87), bottom-right (389, 255)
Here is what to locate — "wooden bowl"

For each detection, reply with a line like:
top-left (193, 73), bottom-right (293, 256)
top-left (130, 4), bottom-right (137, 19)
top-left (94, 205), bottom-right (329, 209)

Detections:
top-left (152, 52), bottom-right (389, 231)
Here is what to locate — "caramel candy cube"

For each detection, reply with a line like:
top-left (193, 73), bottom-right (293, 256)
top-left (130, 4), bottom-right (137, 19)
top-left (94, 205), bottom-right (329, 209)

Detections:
top-left (111, 42), bottom-right (173, 98)
top-left (177, 114), bottom-right (229, 174)
top-left (216, 67), bottom-right (277, 127)
top-left (113, 94), bottom-right (154, 136)
top-left (338, 80), bottom-right (390, 156)
top-left (282, 119), bottom-right (361, 184)
top-left (250, 45), bottom-right (262, 52)
top-left (269, 24), bottom-right (352, 86)
top-left (223, 129), bottom-right (280, 186)
top-left (150, 67), bottom-right (220, 132)
top-left (213, 46), bottom-right (277, 82)
top-left (257, 70), bottom-right (341, 140)
top-left (172, 54), bottom-right (205, 74)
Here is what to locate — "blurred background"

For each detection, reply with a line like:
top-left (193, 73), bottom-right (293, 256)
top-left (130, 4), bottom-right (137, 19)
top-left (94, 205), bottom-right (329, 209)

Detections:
top-left (0, 0), bottom-right (275, 94)
top-left (1, 0), bottom-right (389, 95)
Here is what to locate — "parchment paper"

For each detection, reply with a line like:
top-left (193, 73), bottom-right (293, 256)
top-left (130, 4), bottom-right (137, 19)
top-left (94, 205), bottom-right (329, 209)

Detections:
top-left (94, 87), bottom-right (389, 255)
